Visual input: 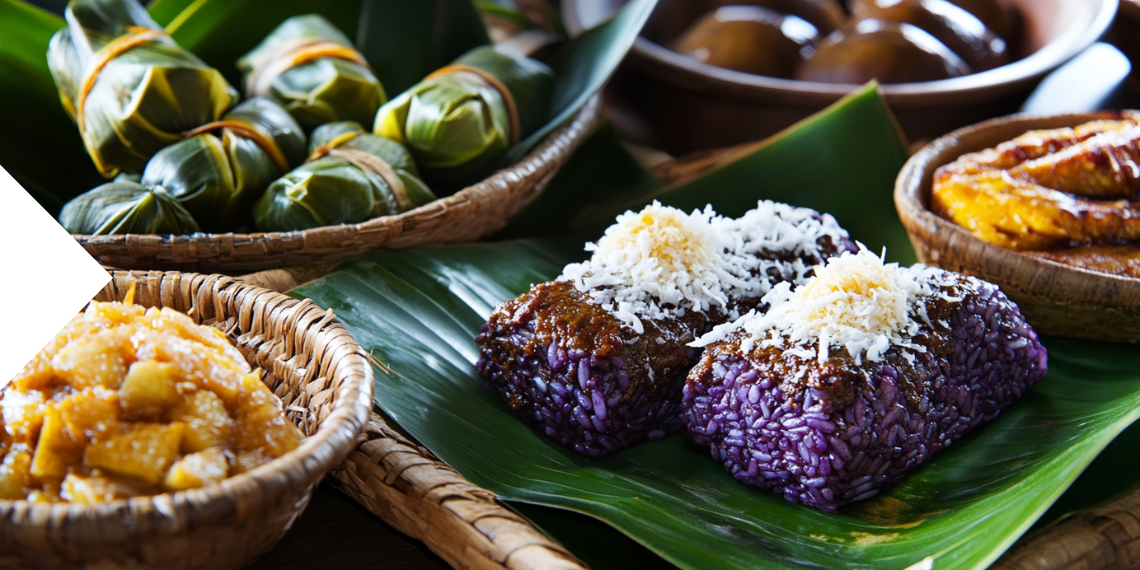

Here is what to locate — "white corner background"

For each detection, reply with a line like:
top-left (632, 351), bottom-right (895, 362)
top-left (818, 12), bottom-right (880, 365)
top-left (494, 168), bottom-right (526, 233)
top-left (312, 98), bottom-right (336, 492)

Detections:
top-left (0, 165), bottom-right (110, 388)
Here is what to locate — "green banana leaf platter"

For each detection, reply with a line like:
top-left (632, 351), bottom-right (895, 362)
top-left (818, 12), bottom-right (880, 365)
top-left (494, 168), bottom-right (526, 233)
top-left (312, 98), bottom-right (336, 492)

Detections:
top-left (0, 0), bottom-right (657, 272)
top-left (287, 85), bottom-right (1140, 570)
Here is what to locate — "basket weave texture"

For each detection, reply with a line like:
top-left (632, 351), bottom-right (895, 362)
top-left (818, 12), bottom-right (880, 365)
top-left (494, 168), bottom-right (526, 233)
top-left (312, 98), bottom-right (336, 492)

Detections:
top-left (75, 98), bottom-right (601, 273)
top-left (331, 413), bottom-right (587, 570)
top-left (0, 270), bottom-right (373, 570)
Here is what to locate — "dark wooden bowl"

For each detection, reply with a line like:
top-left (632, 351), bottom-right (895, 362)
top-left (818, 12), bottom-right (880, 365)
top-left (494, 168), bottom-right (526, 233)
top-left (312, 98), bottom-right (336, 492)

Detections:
top-left (564, 0), bottom-right (1118, 154)
top-left (894, 111), bottom-right (1140, 343)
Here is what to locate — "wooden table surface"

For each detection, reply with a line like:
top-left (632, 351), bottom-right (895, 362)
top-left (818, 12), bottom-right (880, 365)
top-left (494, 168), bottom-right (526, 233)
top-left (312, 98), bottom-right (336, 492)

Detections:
top-left (248, 486), bottom-right (451, 570)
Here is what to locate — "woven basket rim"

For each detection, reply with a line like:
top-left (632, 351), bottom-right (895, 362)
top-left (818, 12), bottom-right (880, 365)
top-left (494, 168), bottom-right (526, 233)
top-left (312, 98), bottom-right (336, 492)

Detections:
top-left (894, 109), bottom-right (1140, 305)
top-left (0, 270), bottom-right (373, 520)
top-left (72, 97), bottom-right (600, 271)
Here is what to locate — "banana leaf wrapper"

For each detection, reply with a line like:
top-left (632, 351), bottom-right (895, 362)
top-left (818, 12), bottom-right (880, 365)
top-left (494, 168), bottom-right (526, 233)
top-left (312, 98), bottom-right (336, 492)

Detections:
top-left (237, 14), bottom-right (386, 132)
top-left (59, 180), bottom-right (200, 235)
top-left (253, 121), bottom-right (436, 232)
top-left (140, 97), bottom-right (306, 232)
top-left (374, 45), bottom-right (555, 191)
top-left (47, 0), bottom-right (238, 178)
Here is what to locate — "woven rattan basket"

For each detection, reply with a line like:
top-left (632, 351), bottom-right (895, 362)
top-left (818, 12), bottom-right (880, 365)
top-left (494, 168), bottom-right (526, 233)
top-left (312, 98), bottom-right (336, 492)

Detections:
top-left (74, 98), bottom-right (600, 273)
top-left (0, 270), bottom-right (372, 570)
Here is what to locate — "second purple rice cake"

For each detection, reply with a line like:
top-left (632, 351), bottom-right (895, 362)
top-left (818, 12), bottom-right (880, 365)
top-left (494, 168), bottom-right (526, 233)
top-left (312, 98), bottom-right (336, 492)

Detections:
top-left (683, 249), bottom-right (1049, 511)
top-left (476, 201), bottom-right (854, 456)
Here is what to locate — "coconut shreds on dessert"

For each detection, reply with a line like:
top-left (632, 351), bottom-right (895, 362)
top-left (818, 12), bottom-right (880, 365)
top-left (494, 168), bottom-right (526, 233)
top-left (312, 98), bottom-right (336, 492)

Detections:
top-left (682, 249), bottom-right (1048, 511)
top-left (693, 248), bottom-right (961, 364)
top-left (476, 201), bottom-right (855, 457)
top-left (560, 201), bottom-right (849, 333)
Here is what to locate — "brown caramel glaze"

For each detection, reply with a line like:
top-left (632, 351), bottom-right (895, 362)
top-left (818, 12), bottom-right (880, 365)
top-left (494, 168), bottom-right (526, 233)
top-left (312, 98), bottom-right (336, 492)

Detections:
top-left (691, 275), bottom-right (970, 412)
top-left (850, 0), bottom-right (1010, 71)
top-left (1027, 245), bottom-right (1140, 279)
top-left (933, 114), bottom-right (1140, 257)
top-left (944, 0), bottom-right (1014, 39)
top-left (479, 281), bottom-right (712, 411)
top-left (481, 231), bottom-right (855, 399)
top-left (937, 113), bottom-right (1140, 184)
top-left (672, 6), bottom-right (819, 78)
top-left (681, 269), bottom-right (1046, 510)
top-left (474, 229), bottom-right (856, 456)
top-left (796, 20), bottom-right (971, 84)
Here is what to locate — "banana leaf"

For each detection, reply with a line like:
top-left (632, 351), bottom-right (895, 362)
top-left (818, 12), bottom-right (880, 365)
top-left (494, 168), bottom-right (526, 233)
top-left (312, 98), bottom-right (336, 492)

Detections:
top-left (59, 180), bottom-right (200, 235)
top-left (375, 0), bottom-right (653, 191)
top-left (495, 121), bottom-right (662, 240)
top-left (501, 0), bottom-right (654, 165)
top-left (374, 45), bottom-right (556, 190)
top-left (47, 0), bottom-right (238, 178)
top-left (139, 97), bottom-right (305, 232)
top-left (237, 14), bottom-right (385, 132)
top-left (0, 0), bottom-right (101, 215)
top-left (514, 415), bottom-right (1140, 570)
top-left (501, 84), bottom-right (915, 264)
top-left (253, 121), bottom-right (434, 232)
top-left (477, 0), bottom-right (565, 35)
top-left (291, 86), bottom-right (1140, 570)
top-left (151, 0), bottom-right (363, 88)
top-left (356, 0), bottom-right (491, 95)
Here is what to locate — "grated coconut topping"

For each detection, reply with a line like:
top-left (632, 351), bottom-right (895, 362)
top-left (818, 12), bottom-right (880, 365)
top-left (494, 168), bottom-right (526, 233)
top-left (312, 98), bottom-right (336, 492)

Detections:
top-left (693, 248), bottom-right (958, 366)
top-left (558, 201), bottom-right (848, 333)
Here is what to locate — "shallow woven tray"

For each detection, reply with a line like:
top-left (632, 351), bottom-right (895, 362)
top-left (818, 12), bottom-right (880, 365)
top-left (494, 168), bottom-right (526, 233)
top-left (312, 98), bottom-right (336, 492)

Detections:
top-left (76, 97), bottom-right (600, 273)
top-left (0, 270), bottom-right (372, 570)
top-left (239, 270), bottom-right (1138, 570)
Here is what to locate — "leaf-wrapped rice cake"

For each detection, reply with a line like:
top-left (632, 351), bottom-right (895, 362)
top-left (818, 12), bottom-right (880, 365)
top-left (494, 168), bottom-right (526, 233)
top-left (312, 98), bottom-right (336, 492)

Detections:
top-left (684, 249), bottom-right (1048, 511)
top-left (252, 121), bottom-right (435, 232)
top-left (374, 45), bottom-right (555, 191)
top-left (47, 0), bottom-right (238, 178)
top-left (238, 14), bottom-right (386, 132)
top-left (140, 98), bottom-right (306, 232)
top-left (476, 201), bottom-right (855, 456)
top-left (59, 180), bottom-right (199, 236)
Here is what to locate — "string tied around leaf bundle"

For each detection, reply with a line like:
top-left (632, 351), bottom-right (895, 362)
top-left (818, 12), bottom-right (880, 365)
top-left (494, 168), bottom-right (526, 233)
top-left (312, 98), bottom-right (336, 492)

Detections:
top-left (425, 65), bottom-right (521, 146)
top-left (76, 27), bottom-right (171, 145)
top-left (308, 135), bottom-right (412, 211)
top-left (246, 37), bottom-right (375, 98)
top-left (184, 120), bottom-right (293, 174)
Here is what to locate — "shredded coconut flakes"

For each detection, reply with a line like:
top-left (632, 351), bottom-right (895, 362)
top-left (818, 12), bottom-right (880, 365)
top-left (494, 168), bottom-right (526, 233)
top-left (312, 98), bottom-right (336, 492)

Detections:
top-left (558, 201), bottom-right (847, 333)
top-left (693, 247), bottom-right (956, 366)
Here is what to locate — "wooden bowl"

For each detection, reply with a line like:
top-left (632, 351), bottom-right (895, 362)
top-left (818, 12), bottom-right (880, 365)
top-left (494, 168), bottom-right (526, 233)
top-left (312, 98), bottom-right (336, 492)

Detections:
top-left (894, 111), bottom-right (1140, 343)
top-left (563, 0), bottom-right (1117, 154)
top-left (74, 97), bottom-right (599, 273)
top-left (0, 271), bottom-right (373, 569)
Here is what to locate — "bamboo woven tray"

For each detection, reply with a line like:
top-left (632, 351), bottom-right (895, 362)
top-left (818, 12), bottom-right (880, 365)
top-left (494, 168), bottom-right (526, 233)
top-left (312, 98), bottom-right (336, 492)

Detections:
top-left (240, 269), bottom-right (1139, 570)
top-left (76, 97), bottom-right (600, 273)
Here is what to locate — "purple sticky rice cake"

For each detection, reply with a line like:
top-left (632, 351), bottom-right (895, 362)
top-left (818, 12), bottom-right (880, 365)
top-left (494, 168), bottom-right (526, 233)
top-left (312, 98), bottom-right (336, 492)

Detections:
top-left (476, 201), bottom-right (854, 457)
top-left (682, 250), bottom-right (1048, 511)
